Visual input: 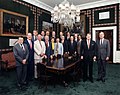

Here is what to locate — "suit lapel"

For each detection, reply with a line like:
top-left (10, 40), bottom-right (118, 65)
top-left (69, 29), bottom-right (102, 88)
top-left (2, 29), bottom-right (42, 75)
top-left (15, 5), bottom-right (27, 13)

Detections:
top-left (17, 43), bottom-right (23, 52)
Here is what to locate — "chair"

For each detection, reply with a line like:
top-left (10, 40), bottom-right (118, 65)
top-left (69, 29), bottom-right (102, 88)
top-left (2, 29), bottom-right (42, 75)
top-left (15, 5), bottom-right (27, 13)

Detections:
top-left (0, 60), bottom-right (8, 72)
top-left (37, 63), bottom-right (55, 92)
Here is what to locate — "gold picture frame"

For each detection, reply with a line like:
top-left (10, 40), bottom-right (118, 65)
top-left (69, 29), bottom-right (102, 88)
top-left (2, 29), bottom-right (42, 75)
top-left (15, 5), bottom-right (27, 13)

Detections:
top-left (0, 9), bottom-right (28, 36)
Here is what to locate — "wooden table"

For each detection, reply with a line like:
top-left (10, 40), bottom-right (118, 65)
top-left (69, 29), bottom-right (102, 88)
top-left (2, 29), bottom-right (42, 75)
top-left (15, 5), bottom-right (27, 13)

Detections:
top-left (37, 56), bottom-right (81, 87)
top-left (45, 57), bottom-right (80, 75)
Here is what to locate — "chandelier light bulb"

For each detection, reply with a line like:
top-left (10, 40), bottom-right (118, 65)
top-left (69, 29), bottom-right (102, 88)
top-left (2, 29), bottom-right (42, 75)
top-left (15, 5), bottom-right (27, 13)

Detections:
top-left (54, 5), bottom-right (58, 11)
top-left (51, 0), bottom-right (80, 27)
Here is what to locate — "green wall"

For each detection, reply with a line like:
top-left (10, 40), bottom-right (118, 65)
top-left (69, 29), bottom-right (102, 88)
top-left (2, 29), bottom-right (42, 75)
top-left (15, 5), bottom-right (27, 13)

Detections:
top-left (0, 0), bottom-right (51, 49)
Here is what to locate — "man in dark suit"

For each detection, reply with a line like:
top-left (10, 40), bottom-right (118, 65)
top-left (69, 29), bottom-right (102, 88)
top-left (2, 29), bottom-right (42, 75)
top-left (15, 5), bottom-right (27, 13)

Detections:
top-left (61, 36), bottom-right (68, 54)
top-left (68, 36), bottom-right (77, 56)
top-left (96, 32), bottom-right (110, 82)
top-left (13, 36), bottom-right (29, 89)
top-left (77, 35), bottom-right (82, 56)
top-left (81, 33), bottom-right (97, 83)
top-left (32, 30), bottom-right (38, 42)
top-left (44, 35), bottom-right (52, 59)
top-left (24, 33), bottom-right (34, 82)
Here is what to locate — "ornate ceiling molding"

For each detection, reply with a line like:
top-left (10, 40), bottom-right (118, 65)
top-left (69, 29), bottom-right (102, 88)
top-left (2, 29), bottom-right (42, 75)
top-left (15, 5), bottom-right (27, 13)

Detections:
top-left (77, 0), bottom-right (119, 10)
top-left (23, 0), bottom-right (53, 12)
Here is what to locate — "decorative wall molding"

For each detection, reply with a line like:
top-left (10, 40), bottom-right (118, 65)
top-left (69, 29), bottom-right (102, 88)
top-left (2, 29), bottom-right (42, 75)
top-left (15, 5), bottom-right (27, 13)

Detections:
top-left (87, 10), bottom-right (92, 33)
top-left (81, 10), bottom-right (92, 33)
top-left (23, 0), bottom-right (53, 12)
top-left (77, 0), bottom-right (119, 10)
top-left (118, 4), bottom-right (120, 49)
top-left (92, 5), bottom-right (117, 26)
top-left (0, 12), bottom-right (1, 35)
top-left (13, 0), bottom-right (38, 30)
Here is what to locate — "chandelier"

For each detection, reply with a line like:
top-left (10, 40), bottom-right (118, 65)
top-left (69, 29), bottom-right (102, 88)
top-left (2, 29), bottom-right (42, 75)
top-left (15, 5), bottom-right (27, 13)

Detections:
top-left (51, 0), bottom-right (80, 28)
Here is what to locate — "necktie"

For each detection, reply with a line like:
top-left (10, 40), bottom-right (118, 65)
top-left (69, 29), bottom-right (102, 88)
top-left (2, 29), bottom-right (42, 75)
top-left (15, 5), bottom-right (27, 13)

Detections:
top-left (88, 40), bottom-right (90, 49)
top-left (39, 41), bottom-right (42, 48)
top-left (56, 43), bottom-right (58, 53)
top-left (71, 42), bottom-right (73, 46)
top-left (34, 36), bottom-right (37, 41)
top-left (56, 43), bottom-right (58, 49)
top-left (46, 42), bottom-right (48, 48)
top-left (30, 41), bottom-right (32, 49)
top-left (21, 44), bottom-right (25, 51)
top-left (100, 39), bottom-right (102, 45)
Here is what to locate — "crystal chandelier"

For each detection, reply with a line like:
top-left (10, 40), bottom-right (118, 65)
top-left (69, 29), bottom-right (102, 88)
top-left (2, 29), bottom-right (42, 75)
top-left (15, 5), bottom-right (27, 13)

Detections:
top-left (51, 0), bottom-right (80, 28)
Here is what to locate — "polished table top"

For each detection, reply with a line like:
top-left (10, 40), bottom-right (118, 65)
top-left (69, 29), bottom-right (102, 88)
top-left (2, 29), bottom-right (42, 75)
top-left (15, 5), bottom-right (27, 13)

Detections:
top-left (44, 56), bottom-right (80, 73)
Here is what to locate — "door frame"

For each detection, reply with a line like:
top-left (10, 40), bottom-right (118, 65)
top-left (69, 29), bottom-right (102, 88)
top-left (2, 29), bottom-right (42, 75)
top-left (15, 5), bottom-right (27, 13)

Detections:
top-left (92, 26), bottom-right (117, 63)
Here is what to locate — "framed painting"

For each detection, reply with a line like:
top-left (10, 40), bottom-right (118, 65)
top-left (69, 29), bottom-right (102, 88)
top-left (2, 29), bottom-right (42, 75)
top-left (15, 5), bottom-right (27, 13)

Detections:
top-left (0, 9), bottom-right (28, 36)
top-left (42, 21), bottom-right (53, 32)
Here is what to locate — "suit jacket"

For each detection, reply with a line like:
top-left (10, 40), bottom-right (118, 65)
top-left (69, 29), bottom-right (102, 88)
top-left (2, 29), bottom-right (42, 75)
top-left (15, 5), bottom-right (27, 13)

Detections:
top-left (24, 39), bottom-right (34, 62)
top-left (61, 40), bottom-right (68, 53)
top-left (13, 43), bottom-right (29, 66)
top-left (54, 43), bottom-right (63, 56)
top-left (45, 42), bottom-right (52, 58)
top-left (68, 41), bottom-right (77, 55)
top-left (96, 39), bottom-right (110, 60)
top-left (77, 40), bottom-right (82, 55)
top-left (80, 39), bottom-right (97, 61)
top-left (34, 40), bottom-right (46, 60)
top-left (32, 36), bottom-right (37, 42)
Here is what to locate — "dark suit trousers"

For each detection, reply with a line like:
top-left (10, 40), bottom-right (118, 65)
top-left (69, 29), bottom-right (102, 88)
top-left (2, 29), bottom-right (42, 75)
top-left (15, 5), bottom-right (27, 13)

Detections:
top-left (16, 64), bottom-right (27, 84)
top-left (27, 60), bottom-right (34, 81)
top-left (97, 58), bottom-right (106, 79)
top-left (83, 59), bottom-right (93, 80)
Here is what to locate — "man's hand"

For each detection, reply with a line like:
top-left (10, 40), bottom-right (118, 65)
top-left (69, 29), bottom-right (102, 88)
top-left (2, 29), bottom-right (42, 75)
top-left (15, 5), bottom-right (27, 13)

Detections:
top-left (22, 59), bottom-right (26, 64)
top-left (106, 57), bottom-right (109, 61)
top-left (81, 56), bottom-right (83, 60)
top-left (50, 55), bottom-right (53, 59)
top-left (93, 56), bottom-right (96, 61)
top-left (40, 53), bottom-right (45, 57)
top-left (44, 55), bottom-right (47, 59)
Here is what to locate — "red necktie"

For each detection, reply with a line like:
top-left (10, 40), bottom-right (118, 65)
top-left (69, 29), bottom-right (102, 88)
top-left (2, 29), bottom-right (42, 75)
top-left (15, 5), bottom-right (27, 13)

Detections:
top-left (30, 41), bottom-right (32, 49)
top-left (46, 42), bottom-right (48, 48)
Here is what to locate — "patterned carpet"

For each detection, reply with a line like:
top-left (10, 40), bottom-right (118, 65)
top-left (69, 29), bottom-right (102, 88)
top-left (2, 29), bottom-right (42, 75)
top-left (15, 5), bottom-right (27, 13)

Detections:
top-left (0, 63), bottom-right (120, 95)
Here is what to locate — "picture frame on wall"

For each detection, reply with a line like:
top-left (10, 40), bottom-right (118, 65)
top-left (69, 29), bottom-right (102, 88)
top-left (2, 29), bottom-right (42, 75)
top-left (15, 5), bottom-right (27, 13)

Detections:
top-left (42, 21), bottom-right (53, 32)
top-left (92, 5), bottom-right (117, 26)
top-left (0, 9), bottom-right (28, 36)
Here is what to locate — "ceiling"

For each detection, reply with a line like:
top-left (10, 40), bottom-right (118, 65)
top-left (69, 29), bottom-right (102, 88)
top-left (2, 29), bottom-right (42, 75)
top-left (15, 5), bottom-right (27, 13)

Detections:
top-left (37, 0), bottom-right (103, 8)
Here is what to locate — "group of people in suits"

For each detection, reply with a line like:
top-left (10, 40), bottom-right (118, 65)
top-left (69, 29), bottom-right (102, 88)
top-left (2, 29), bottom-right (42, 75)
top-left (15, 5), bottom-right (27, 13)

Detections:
top-left (81, 32), bottom-right (110, 83)
top-left (13, 30), bottom-right (110, 89)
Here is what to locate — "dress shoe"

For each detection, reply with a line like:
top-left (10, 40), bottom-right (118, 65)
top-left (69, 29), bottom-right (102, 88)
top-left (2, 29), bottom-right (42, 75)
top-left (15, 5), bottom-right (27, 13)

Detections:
top-left (96, 78), bottom-right (101, 81)
top-left (17, 83), bottom-right (21, 87)
top-left (89, 79), bottom-right (94, 83)
top-left (101, 79), bottom-right (105, 82)
top-left (17, 84), bottom-right (22, 90)
top-left (83, 79), bottom-right (87, 82)
top-left (63, 81), bottom-right (68, 87)
top-left (64, 83), bottom-right (68, 87)
top-left (22, 82), bottom-right (27, 86)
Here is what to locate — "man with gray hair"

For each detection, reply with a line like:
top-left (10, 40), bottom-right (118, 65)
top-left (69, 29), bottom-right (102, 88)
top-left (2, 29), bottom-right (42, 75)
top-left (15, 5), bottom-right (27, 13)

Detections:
top-left (34, 34), bottom-right (46, 78)
top-left (24, 33), bottom-right (34, 82)
top-left (13, 36), bottom-right (29, 89)
top-left (96, 32), bottom-right (110, 82)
